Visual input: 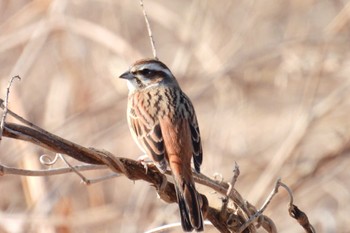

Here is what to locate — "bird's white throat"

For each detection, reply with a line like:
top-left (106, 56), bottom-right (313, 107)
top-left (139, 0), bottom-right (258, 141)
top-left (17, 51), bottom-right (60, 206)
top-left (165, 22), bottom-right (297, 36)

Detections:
top-left (126, 80), bottom-right (137, 92)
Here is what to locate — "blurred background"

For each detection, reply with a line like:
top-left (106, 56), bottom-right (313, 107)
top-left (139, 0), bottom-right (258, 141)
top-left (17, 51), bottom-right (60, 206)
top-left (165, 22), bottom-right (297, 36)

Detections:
top-left (0, 0), bottom-right (349, 232)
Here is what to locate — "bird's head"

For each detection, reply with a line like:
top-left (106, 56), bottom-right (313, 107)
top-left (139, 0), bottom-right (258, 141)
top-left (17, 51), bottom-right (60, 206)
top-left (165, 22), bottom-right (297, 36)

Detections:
top-left (119, 59), bottom-right (178, 92)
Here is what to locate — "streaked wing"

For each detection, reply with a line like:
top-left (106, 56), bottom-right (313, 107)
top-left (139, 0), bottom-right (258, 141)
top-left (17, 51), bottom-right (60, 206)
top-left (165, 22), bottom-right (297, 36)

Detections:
top-left (179, 91), bottom-right (203, 173)
top-left (128, 100), bottom-right (167, 172)
top-left (189, 114), bottom-right (202, 173)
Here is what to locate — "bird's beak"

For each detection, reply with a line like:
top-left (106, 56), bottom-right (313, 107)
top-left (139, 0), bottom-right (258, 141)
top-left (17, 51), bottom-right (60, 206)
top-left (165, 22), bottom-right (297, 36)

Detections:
top-left (119, 71), bottom-right (134, 80)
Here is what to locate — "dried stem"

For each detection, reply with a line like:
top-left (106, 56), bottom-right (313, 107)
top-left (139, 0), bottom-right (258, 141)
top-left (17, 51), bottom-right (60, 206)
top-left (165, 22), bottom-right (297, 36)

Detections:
top-left (58, 153), bottom-right (91, 184)
top-left (140, 0), bottom-right (158, 59)
top-left (238, 179), bottom-right (281, 232)
top-left (0, 163), bottom-right (107, 176)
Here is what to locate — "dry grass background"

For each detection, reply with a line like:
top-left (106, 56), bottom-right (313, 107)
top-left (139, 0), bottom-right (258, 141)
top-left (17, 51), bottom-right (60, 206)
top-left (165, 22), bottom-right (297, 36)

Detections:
top-left (0, 0), bottom-right (349, 232)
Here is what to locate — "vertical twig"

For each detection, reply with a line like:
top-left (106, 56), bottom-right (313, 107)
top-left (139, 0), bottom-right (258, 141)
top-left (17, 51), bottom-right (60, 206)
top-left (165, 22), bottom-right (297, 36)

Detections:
top-left (140, 0), bottom-right (158, 60)
top-left (226, 162), bottom-right (240, 197)
top-left (0, 75), bottom-right (21, 140)
top-left (221, 162), bottom-right (240, 218)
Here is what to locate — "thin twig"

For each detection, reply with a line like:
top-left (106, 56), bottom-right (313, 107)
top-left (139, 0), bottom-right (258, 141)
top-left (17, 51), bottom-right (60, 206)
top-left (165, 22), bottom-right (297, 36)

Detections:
top-left (227, 161), bottom-right (240, 197)
top-left (58, 153), bottom-right (91, 184)
top-left (0, 97), bottom-right (61, 138)
top-left (140, 0), bottom-right (158, 59)
top-left (219, 162), bottom-right (241, 229)
top-left (0, 75), bottom-right (21, 139)
top-left (257, 178), bottom-right (281, 215)
top-left (279, 180), bottom-right (294, 206)
top-left (83, 173), bottom-right (121, 184)
top-left (0, 159), bottom-right (120, 183)
top-left (238, 178), bottom-right (281, 233)
top-left (0, 163), bottom-right (108, 176)
top-left (53, 153), bottom-right (119, 184)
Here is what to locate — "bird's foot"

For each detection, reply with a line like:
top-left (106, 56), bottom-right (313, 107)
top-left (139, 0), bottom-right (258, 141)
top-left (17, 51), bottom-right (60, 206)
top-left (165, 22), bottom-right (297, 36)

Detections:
top-left (137, 154), bottom-right (152, 174)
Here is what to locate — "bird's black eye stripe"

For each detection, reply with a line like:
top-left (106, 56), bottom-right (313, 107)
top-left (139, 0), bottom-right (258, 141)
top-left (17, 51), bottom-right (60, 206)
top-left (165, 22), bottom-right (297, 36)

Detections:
top-left (137, 69), bottom-right (168, 78)
top-left (138, 69), bottom-right (153, 76)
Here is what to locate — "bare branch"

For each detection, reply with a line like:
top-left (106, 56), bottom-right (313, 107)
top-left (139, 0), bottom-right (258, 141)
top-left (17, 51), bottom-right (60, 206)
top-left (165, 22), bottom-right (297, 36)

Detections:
top-left (0, 103), bottom-right (314, 233)
top-left (140, 0), bottom-right (158, 59)
top-left (1, 120), bottom-right (232, 231)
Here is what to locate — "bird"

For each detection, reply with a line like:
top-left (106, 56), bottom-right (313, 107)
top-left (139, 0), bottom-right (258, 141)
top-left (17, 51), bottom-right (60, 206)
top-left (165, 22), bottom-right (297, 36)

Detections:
top-left (119, 58), bottom-right (204, 232)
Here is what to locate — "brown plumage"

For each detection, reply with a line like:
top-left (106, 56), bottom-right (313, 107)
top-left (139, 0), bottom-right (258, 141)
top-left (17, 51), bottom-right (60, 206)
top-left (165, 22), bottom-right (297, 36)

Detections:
top-left (120, 59), bottom-right (203, 231)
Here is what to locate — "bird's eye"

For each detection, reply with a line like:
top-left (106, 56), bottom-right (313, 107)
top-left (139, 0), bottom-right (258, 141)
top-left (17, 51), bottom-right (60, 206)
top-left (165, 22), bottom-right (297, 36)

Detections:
top-left (140, 69), bottom-right (153, 76)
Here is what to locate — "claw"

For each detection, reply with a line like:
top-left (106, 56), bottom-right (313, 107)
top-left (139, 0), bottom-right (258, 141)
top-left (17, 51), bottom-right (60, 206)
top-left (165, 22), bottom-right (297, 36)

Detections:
top-left (137, 154), bottom-right (152, 174)
top-left (141, 160), bottom-right (149, 174)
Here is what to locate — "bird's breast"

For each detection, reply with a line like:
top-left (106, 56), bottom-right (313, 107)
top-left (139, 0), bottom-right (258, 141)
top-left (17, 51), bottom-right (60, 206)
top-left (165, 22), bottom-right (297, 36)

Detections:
top-left (128, 87), bottom-right (193, 123)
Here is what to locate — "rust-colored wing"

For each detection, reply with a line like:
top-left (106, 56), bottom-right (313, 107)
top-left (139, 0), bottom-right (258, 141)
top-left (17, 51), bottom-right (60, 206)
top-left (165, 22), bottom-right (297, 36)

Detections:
top-left (159, 116), bottom-right (203, 231)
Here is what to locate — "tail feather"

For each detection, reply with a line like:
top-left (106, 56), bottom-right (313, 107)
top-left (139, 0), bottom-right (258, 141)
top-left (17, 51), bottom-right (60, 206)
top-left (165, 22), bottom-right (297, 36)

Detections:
top-left (174, 179), bottom-right (204, 232)
top-left (177, 189), bottom-right (194, 232)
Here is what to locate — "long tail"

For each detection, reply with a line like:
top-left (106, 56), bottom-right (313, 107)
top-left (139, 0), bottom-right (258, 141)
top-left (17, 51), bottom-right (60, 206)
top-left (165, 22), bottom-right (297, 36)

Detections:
top-left (173, 174), bottom-right (203, 232)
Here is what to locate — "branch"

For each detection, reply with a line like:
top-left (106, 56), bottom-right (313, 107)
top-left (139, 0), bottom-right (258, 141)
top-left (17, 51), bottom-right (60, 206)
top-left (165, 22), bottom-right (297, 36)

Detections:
top-left (1, 121), bottom-right (235, 231)
top-left (0, 98), bottom-right (314, 232)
